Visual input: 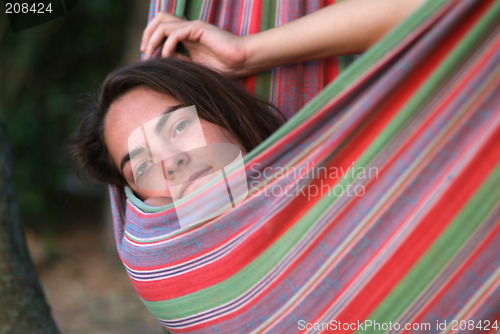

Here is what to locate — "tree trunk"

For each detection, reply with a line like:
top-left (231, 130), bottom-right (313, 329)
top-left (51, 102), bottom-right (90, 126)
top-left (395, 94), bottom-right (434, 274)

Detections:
top-left (0, 121), bottom-right (60, 334)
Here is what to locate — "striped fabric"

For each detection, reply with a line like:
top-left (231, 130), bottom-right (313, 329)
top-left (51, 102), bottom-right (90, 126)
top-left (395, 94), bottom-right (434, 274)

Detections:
top-left (111, 0), bottom-right (500, 332)
top-left (146, 0), bottom-right (352, 119)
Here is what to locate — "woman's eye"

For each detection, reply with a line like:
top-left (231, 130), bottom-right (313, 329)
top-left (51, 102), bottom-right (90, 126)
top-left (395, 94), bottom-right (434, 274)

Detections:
top-left (174, 120), bottom-right (189, 136)
top-left (136, 161), bottom-right (152, 178)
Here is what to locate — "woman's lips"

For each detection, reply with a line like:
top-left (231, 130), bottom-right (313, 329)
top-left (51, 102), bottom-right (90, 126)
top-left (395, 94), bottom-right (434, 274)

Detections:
top-left (177, 167), bottom-right (214, 198)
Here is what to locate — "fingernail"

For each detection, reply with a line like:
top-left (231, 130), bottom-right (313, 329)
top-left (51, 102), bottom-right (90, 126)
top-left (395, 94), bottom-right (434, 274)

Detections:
top-left (140, 42), bottom-right (145, 51)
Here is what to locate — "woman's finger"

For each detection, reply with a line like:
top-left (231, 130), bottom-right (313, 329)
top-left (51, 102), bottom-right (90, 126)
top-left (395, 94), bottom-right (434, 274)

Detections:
top-left (141, 12), bottom-right (183, 52)
top-left (160, 27), bottom-right (187, 58)
top-left (142, 13), bottom-right (166, 51)
top-left (160, 21), bottom-right (205, 58)
top-left (144, 20), bottom-right (188, 58)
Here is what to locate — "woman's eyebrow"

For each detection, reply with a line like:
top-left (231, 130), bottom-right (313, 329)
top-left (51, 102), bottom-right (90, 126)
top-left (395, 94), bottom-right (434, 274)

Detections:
top-left (155, 104), bottom-right (185, 134)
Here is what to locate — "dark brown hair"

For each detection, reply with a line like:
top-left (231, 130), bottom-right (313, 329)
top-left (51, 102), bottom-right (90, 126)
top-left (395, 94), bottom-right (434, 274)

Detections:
top-left (70, 58), bottom-right (283, 186)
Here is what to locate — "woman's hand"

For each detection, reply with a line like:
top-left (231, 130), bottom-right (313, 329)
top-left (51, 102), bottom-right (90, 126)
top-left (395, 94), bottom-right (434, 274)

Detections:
top-left (141, 12), bottom-right (249, 77)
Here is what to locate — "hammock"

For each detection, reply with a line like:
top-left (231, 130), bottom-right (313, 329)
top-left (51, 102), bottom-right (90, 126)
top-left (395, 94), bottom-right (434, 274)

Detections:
top-left (111, 0), bottom-right (500, 332)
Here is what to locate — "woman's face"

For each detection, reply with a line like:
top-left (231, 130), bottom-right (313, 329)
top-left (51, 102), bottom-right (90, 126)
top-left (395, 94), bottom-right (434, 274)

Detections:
top-left (104, 87), bottom-right (244, 205)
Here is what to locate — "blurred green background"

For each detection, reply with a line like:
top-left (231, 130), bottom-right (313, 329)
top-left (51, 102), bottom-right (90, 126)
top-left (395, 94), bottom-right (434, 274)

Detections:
top-left (1, 1), bottom-right (167, 333)
top-left (1, 1), bottom-right (129, 225)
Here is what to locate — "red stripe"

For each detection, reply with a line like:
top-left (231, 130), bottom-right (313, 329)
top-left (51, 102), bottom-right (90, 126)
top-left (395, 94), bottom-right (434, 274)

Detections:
top-left (248, 0), bottom-right (262, 34)
top-left (324, 57), bottom-right (337, 87)
top-left (237, 0), bottom-right (245, 35)
top-left (323, 0), bottom-right (339, 85)
top-left (240, 0), bottom-right (261, 94)
top-left (241, 75), bottom-right (257, 95)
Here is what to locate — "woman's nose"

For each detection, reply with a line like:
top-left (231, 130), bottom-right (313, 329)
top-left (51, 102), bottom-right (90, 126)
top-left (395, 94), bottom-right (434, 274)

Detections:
top-left (161, 151), bottom-right (190, 181)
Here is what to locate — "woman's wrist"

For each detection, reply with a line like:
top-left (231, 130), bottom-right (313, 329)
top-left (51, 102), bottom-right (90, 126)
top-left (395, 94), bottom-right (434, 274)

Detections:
top-left (236, 32), bottom-right (287, 77)
top-left (229, 34), bottom-right (273, 77)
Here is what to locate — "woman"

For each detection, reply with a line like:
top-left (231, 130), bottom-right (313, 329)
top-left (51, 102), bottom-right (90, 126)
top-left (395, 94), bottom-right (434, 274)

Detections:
top-left (71, 58), bottom-right (283, 206)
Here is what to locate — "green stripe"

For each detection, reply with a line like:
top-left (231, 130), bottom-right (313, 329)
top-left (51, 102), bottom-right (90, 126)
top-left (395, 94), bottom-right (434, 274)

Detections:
top-left (254, 0), bottom-right (278, 101)
top-left (337, 55), bottom-right (355, 73)
top-left (259, 0), bottom-right (277, 33)
top-left (173, 0), bottom-right (187, 18)
top-left (358, 162), bottom-right (500, 334)
top-left (254, 70), bottom-right (272, 102)
top-left (184, 0), bottom-right (203, 20)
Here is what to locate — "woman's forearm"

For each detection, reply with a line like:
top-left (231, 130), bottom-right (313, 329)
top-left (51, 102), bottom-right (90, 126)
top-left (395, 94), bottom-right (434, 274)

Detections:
top-left (241, 0), bottom-right (425, 74)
